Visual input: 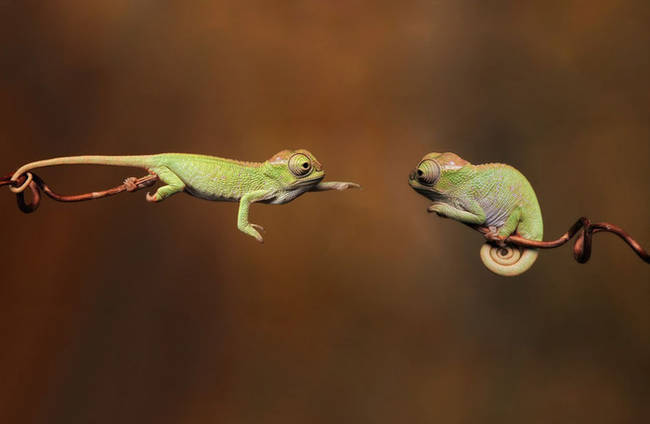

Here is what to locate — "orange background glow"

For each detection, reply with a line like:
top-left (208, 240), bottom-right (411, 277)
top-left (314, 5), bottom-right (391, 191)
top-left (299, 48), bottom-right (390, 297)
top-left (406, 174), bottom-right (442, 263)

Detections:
top-left (1, 1), bottom-right (648, 422)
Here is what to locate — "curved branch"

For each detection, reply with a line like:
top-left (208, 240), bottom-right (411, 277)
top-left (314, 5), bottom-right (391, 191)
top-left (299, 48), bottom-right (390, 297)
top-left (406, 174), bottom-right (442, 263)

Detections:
top-left (2, 172), bottom-right (158, 213)
top-left (476, 217), bottom-right (649, 264)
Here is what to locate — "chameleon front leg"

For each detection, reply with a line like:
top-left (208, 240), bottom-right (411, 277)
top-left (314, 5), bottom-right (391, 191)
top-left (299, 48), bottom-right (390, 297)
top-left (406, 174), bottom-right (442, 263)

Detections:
top-left (237, 190), bottom-right (270, 242)
top-left (428, 200), bottom-right (486, 225)
top-left (310, 181), bottom-right (361, 191)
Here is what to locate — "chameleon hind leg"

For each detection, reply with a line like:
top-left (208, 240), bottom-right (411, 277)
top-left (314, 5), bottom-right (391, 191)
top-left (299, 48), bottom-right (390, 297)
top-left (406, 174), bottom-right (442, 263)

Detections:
top-left (481, 207), bottom-right (522, 246)
top-left (497, 207), bottom-right (522, 237)
top-left (146, 166), bottom-right (185, 202)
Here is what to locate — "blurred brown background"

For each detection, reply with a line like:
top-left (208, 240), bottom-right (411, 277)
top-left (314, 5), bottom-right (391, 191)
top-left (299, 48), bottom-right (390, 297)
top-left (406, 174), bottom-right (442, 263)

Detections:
top-left (1, 1), bottom-right (649, 423)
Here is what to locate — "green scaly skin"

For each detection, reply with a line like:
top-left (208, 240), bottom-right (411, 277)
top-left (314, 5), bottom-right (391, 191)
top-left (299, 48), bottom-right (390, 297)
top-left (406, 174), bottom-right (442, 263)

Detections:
top-left (10, 149), bottom-right (360, 242)
top-left (409, 152), bottom-right (543, 276)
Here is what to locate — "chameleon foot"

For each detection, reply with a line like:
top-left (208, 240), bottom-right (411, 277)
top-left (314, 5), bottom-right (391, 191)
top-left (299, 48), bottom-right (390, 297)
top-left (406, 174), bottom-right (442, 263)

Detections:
top-left (251, 223), bottom-right (265, 233)
top-left (241, 224), bottom-right (265, 243)
top-left (427, 204), bottom-right (447, 218)
top-left (146, 192), bottom-right (159, 202)
top-left (123, 177), bottom-right (138, 192)
top-left (484, 226), bottom-right (507, 248)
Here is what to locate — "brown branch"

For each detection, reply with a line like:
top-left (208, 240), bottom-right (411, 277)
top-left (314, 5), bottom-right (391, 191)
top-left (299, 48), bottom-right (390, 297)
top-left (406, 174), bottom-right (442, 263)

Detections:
top-left (3, 172), bottom-right (648, 266)
top-left (476, 217), bottom-right (649, 264)
top-left (2, 172), bottom-right (159, 213)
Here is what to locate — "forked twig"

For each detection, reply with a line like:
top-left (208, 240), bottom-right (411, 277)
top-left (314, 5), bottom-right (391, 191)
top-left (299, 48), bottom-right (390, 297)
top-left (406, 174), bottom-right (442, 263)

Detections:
top-left (476, 218), bottom-right (649, 264)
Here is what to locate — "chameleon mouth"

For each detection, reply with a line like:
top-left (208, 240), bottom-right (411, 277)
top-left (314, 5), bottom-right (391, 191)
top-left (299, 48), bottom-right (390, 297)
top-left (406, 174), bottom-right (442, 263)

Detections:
top-left (292, 174), bottom-right (324, 188)
top-left (408, 178), bottom-right (427, 191)
top-left (409, 180), bottom-right (443, 201)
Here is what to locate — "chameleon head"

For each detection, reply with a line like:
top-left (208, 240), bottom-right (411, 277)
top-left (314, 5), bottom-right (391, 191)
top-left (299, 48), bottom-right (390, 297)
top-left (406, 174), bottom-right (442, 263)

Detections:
top-left (408, 152), bottom-right (471, 199)
top-left (264, 149), bottom-right (325, 189)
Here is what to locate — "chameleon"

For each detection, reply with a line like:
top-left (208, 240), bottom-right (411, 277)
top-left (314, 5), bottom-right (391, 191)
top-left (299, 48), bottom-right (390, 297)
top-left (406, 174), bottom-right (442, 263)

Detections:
top-left (408, 152), bottom-right (543, 276)
top-left (8, 149), bottom-right (360, 242)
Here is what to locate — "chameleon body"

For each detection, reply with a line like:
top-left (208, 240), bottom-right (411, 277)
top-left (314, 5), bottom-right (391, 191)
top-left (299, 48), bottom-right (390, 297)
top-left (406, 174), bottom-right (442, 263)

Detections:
top-left (10, 150), bottom-right (359, 242)
top-left (409, 152), bottom-right (543, 276)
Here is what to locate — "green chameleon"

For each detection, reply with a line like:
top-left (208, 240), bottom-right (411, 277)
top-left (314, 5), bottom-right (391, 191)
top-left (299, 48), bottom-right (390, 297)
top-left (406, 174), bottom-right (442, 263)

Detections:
top-left (9, 149), bottom-right (359, 242)
top-left (409, 152), bottom-right (543, 276)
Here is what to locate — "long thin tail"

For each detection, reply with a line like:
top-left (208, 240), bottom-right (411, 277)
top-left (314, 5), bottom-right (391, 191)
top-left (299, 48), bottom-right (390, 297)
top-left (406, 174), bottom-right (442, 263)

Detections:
top-left (10, 155), bottom-right (158, 192)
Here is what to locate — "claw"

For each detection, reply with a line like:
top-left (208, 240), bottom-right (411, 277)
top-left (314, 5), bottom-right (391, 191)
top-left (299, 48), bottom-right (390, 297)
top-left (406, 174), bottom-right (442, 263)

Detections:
top-left (146, 192), bottom-right (159, 202)
top-left (251, 223), bottom-right (265, 233)
top-left (251, 228), bottom-right (264, 243)
top-left (240, 224), bottom-right (264, 243)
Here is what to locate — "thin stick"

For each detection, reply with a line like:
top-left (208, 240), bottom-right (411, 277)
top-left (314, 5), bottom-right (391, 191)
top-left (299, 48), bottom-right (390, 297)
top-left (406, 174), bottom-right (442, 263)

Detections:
top-left (476, 217), bottom-right (649, 264)
top-left (2, 172), bottom-right (158, 213)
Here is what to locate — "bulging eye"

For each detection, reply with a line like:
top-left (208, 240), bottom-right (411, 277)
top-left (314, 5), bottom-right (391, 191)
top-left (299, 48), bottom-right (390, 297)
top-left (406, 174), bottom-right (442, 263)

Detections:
top-left (288, 153), bottom-right (312, 176)
top-left (416, 159), bottom-right (440, 185)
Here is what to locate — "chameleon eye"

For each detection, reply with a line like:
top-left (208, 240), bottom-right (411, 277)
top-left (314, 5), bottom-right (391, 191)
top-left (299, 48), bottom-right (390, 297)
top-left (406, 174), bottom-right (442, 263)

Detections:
top-left (288, 153), bottom-right (312, 177)
top-left (416, 160), bottom-right (440, 186)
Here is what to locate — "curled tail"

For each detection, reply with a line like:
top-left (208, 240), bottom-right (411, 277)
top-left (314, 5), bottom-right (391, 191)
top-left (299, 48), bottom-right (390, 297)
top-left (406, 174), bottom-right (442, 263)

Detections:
top-left (479, 244), bottom-right (538, 277)
top-left (480, 202), bottom-right (544, 277)
top-left (9, 155), bottom-right (157, 193)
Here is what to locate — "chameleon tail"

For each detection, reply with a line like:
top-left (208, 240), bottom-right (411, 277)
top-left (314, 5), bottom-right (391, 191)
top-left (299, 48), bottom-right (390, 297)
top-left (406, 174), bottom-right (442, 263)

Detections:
top-left (480, 193), bottom-right (544, 276)
top-left (479, 243), bottom-right (539, 277)
top-left (9, 155), bottom-right (158, 193)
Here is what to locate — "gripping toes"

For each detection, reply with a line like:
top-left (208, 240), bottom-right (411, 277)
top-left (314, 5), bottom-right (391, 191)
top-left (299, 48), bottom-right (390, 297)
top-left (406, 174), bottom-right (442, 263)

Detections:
top-left (123, 177), bottom-right (138, 192)
top-left (146, 192), bottom-right (160, 202)
top-left (427, 204), bottom-right (447, 218)
top-left (484, 226), bottom-right (507, 247)
top-left (240, 223), bottom-right (265, 243)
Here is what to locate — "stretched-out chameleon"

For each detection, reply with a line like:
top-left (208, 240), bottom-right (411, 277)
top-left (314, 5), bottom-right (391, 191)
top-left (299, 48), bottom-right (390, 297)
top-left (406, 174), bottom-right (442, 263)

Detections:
top-left (9, 149), bottom-right (359, 242)
top-left (409, 152), bottom-right (543, 276)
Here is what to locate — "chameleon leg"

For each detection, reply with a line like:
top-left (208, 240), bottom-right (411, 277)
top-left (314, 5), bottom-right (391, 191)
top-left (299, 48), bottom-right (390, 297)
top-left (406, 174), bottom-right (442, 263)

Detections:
top-left (497, 207), bottom-right (521, 237)
top-left (482, 207), bottom-right (521, 245)
top-left (428, 201), bottom-right (486, 225)
top-left (146, 166), bottom-right (185, 202)
top-left (237, 190), bottom-right (269, 242)
top-left (480, 206), bottom-right (539, 277)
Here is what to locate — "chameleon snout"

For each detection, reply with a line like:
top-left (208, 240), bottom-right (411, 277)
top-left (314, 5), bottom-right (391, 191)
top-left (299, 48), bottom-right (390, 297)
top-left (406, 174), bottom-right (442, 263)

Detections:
top-left (408, 169), bottom-right (423, 188)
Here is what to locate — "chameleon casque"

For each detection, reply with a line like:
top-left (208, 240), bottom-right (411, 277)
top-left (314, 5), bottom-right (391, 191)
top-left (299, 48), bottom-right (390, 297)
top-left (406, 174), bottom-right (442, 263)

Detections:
top-left (9, 149), bottom-right (359, 242)
top-left (409, 152), bottom-right (543, 277)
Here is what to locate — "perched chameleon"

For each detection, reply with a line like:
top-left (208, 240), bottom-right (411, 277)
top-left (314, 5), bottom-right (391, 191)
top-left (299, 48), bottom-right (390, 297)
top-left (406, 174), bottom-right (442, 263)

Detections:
top-left (409, 152), bottom-right (543, 276)
top-left (9, 149), bottom-right (359, 242)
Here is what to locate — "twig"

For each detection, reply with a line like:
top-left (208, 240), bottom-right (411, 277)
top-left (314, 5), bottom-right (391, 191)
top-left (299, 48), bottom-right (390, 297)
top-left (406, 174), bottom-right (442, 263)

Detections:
top-left (476, 217), bottom-right (649, 264)
top-left (1, 172), bottom-right (159, 213)
top-left (3, 172), bottom-right (648, 265)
